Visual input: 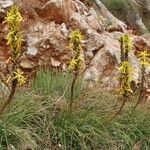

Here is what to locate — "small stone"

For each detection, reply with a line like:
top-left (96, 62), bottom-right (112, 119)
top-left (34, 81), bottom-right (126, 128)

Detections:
top-left (27, 47), bottom-right (38, 56)
top-left (20, 60), bottom-right (35, 69)
top-left (51, 57), bottom-right (61, 67)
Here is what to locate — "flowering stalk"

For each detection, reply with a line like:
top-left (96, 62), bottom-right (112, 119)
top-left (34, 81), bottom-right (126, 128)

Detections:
top-left (134, 50), bottom-right (150, 108)
top-left (121, 34), bottom-right (132, 60)
top-left (68, 29), bottom-right (84, 112)
top-left (120, 34), bottom-right (133, 94)
top-left (113, 34), bottom-right (133, 117)
top-left (0, 5), bottom-right (25, 117)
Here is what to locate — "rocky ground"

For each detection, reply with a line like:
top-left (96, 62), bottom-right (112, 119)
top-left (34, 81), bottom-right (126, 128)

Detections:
top-left (0, 0), bottom-right (150, 96)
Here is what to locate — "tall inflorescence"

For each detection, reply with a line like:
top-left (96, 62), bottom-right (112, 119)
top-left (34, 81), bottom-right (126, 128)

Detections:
top-left (68, 29), bottom-right (84, 112)
top-left (6, 5), bottom-right (26, 85)
top-left (119, 34), bottom-right (133, 98)
top-left (69, 29), bottom-right (84, 72)
top-left (134, 50), bottom-right (150, 108)
top-left (0, 5), bottom-right (26, 117)
top-left (113, 34), bottom-right (133, 116)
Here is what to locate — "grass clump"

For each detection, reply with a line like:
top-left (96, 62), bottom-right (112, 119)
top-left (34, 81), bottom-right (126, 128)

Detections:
top-left (1, 71), bottom-right (149, 150)
top-left (0, 91), bottom-right (41, 149)
top-left (31, 69), bottom-right (85, 100)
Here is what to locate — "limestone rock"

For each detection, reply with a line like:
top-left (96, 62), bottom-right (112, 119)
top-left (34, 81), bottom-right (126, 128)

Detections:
top-left (134, 36), bottom-right (150, 52)
top-left (86, 8), bottom-right (102, 31)
top-left (17, 0), bottom-right (74, 23)
top-left (20, 59), bottom-right (35, 69)
top-left (27, 22), bottom-right (68, 56)
top-left (0, 0), bottom-right (14, 12)
top-left (0, 0), bottom-right (148, 89)
top-left (84, 32), bottom-right (121, 86)
top-left (84, 32), bottom-right (141, 87)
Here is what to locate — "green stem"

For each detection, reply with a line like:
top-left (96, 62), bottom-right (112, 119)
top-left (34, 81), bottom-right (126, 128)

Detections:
top-left (134, 66), bottom-right (145, 109)
top-left (0, 64), bottom-right (18, 118)
top-left (69, 71), bottom-right (78, 113)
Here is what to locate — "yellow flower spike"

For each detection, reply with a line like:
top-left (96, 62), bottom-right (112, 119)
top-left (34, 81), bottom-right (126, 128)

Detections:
top-left (138, 50), bottom-right (150, 68)
top-left (70, 29), bottom-right (83, 43)
top-left (0, 5), bottom-right (25, 117)
top-left (13, 69), bottom-right (26, 86)
top-left (69, 58), bottom-right (77, 70)
top-left (138, 50), bottom-right (150, 58)
top-left (68, 29), bottom-right (85, 112)
top-left (119, 61), bottom-right (133, 95)
top-left (69, 29), bottom-right (83, 52)
top-left (5, 5), bottom-right (23, 62)
top-left (119, 61), bottom-right (133, 74)
top-left (121, 34), bottom-right (132, 53)
top-left (119, 34), bottom-right (134, 96)
top-left (5, 5), bottom-right (25, 85)
top-left (69, 56), bottom-right (84, 71)
top-left (68, 29), bottom-right (84, 72)
top-left (5, 5), bottom-right (22, 28)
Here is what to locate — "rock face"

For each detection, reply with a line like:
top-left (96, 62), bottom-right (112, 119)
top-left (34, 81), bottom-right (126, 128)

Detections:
top-left (138, 0), bottom-right (150, 30)
top-left (101, 0), bottom-right (150, 34)
top-left (25, 21), bottom-right (70, 69)
top-left (16, 0), bottom-right (74, 23)
top-left (0, 0), bottom-right (149, 92)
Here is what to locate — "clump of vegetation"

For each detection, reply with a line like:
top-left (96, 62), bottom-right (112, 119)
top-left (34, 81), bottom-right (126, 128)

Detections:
top-left (68, 29), bottom-right (85, 112)
top-left (0, 90), bottom-right (42, 149)
top-left (0, 5), bottom-right (26, 117)
top-left (31, 69), bottom-right (84, 100)
top-left (0, 73), bottom-right (149, 149)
